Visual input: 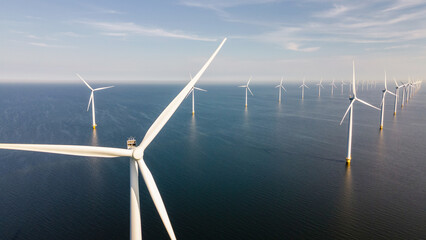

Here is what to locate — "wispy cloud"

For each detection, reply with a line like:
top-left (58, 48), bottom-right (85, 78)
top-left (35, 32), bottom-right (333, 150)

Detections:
top-left (60, 32), bottom-right (84, 38)
top-left (78, 21), bottom-right (217, 41)
top-left (28, 42), bottom-right (73, 48)
top-left (383, 0), bottom-right (426, 12)
top-left (286, 42), bottom-right (320, 52)
top-left (314, 4), bottom-right (352, 18)
top-left (101, 32), bottom-right (128, 37)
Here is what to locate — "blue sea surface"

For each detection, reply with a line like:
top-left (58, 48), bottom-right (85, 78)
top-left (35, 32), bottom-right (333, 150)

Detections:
top-left (0, 83), bottom-right (425, 239)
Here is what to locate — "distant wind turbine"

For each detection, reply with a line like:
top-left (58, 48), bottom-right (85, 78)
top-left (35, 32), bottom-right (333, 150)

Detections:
top-left (299, 78), bottom-right (308, 99)
top-left (316, 79), bottom-right (324, 97)
top-left (393, 79), bottom-right (403, 115)
top-left (275, 77), bottom-right (286, 103)
top-left (340, 61), bottom-right (380, 165)
top-left (340, 80), bottom-right (347, 95)
top-left (330, 79), bottom-right (337, 95)
top-left (379, 72), bottom-right (396, 130)
top-left (186, 74), bottom-right (207, 115)
top-left (76, 74), bottom-right (114, 129)
top-left (238, 76), bottom-right (254, 108)
top-left (400, 81), bottom-right (407, 108)
top-left (0, 38), bottom-right (227, 240)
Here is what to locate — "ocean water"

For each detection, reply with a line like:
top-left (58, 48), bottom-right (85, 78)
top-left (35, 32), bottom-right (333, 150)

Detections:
top-left (0, 83), bottom-right (425, 239)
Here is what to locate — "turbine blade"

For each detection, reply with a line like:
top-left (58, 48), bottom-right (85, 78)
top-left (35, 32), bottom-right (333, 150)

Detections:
top-left (194, 87), bottom-right (207, 92)
top-left (238, 85), bottom-right (247, 88)
top-left (0, 144), bottom-right (132, 158)
top-left (384, 71), bottom-right (387, 89)
top-left (136, 38), bottom-right (227, 152)
top-left (247, 87), bottom-right (254, 96)
top-left (76, 73), bottom-right (93, 91)
top-left (386, 90), bottom-right (396, 96)
top-left (184, 88), bottom-right (194, 99)
top-left (138, 159), bottom-right (176, 240)
top-left (352, 61), bottom-right (357, 97)
top-left (282, 86), bottom-right (287, 92)
top-left (356, 98), bottom-right (380, 110)
top-left (94, 86), bottom-right (114, 91)
top-left (87, 92), bottom-right (93, 111)
top-left (247, 76), bottom-right (252, 85)
top-left (275, 85), bottom-right (280, 88)
top-left (340, 101), bottom-right (354, 125)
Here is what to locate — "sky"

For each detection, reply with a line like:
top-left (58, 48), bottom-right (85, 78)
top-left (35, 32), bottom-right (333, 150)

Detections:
top-left (1, 0), bottom-right (426, 84)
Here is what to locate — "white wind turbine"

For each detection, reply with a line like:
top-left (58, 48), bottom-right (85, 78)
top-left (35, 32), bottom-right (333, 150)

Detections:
top-left (393, 79), bottom-right (403, 115)
top-left (299, 78), bottom-right (308, 99)
top-left (379, 72), bottom-right (396, 130)
top-left (330, 79), bottom-right (337, 95)
top-left (275, 77), bottom-right (287, 103)
top-left (0, 38), bottom-right (227, 240)
top-left (340, 61), bottom-right (380, 165)
top-left (400, 81), bottom-right (407, 108)
top-left (76, 74), bottom-right (114, 129)
top-left (238, 76), bottom-right (254, 107)
top-left (316, 79), bottom-right (324, 97)
top-left (186, 75), bottom-right (207, 115)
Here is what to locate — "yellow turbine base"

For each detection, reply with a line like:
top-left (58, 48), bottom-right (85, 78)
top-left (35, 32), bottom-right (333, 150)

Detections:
top-left (93, 125), bottom-right (97, 129)
top-left (379, 125), bottom-right (383, 130)
top-left (394, 112), bottom-right (396, 115)
top-left (192, 112), bottom-right (194, 115)
top-left (245, 105), bottom-right (247, 108)
top-left (346, 158), bottom-right (351, 165)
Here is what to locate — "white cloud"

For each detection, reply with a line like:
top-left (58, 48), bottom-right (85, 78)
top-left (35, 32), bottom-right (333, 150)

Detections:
top-left (28, 42), bottom-right (73, 48)
top-left (314, 4), bottom-right (352, 18)
top-left (101, 32), bottom-right (128, 37)
top-left (78, 21), bottom-right (217, 41)
top-left (286, 42), bottom-right (320, 52)
top-left (60, 32), bottom-right (84, 38)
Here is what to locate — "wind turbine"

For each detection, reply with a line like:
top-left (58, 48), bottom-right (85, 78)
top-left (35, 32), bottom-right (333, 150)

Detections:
top-left (76, 74), bottom-right (114, 129)
top-left (238, 76), bottom-right (254, 108)
top-left (340, 61), bottom-right (380, 165)
top-left (316, 79), bottom-right (324, 97)
top-left (340, 80), bottom-right (347, 95)
top-left (393, 79), bottom-right (403, 115)
top-left (330, 79), bottom-right (337, 95)
top-left (186, 75), bottom-right (207, 115)
top-left (400, 81), bottom-right (407, 108)
top-left (299, 78), bottom-right (308, 99)
top-left (379, 72), bottom-right (396, 130)
top-left (0, 38), bottom-right (227, 240)
top-left (275, 77), bottom-right (286, 103)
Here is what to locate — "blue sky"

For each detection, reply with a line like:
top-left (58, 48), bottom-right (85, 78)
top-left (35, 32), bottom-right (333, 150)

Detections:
top-left (1, 0), bottom-right (425, 83)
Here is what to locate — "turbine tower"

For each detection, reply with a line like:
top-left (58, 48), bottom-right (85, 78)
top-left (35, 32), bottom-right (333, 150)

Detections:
top-left (316, 79), bottom-right (324, 97)
top-left (379, 72), bottom-right (396, 130)
top-left (186, 76), bottom-right (207, 115)
top-left (340, 80), bottom-right (347, 95)
top-left (340, 61), bottom-right (380, 165)
top-left (76, 74), bottom-right (114, 129)
top-left (299, 78), bottom-right (308, 99)
top-left (275, 77), bottom-right (286, 103)
top-left (0, 38), bottom-right (227, 240)
top-left (393, 79), bottom-right (403, 115)
top-left (400, 81), bottom-right (407, 108)
top-left (238, 76), bottom-right (253, 108)
top-left (330, 79), bottom-right (337, 95)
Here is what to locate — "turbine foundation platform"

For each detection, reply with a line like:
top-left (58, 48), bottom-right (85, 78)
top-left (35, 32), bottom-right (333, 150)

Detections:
top-left (346, 158), bottom-right (351, 165)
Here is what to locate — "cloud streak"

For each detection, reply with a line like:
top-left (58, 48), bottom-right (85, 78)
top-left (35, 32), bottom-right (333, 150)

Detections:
top-left (78, 21), bottom-right (217, 41)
